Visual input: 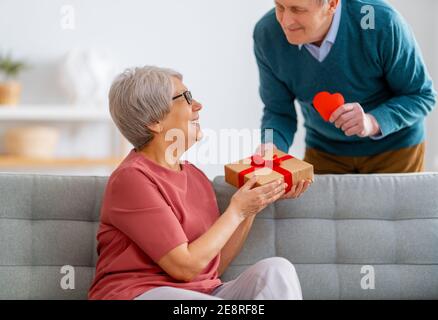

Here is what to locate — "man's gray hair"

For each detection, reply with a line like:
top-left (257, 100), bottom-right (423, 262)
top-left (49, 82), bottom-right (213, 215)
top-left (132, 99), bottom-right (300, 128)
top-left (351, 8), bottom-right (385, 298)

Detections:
top-left (315, 0), bottom-right (328, 5)
top-left (109, 66), bottom-right (182, 150)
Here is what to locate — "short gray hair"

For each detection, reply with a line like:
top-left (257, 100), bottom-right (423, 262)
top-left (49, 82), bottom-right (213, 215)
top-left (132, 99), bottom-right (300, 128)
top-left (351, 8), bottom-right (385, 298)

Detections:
top-left (109, 66), bottom-right (182, 150)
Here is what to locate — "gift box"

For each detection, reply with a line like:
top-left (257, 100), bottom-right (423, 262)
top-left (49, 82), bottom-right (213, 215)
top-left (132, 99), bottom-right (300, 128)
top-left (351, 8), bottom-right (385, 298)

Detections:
top-left (224, 150), bottom-right (314, 193)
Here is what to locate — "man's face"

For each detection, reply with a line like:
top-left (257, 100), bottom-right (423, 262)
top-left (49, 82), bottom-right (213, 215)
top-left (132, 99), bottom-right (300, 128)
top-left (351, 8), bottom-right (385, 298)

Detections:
top-left (275, 0), bottom-right (335, 45)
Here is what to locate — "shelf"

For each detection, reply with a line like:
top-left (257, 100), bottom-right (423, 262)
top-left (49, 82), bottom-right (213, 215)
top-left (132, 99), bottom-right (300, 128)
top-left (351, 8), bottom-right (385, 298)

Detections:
top-left (0, 105), bottom-right (112, 121)
top-left (0, 156), bottom-right (123, 167)
top-left (0, 105), bottom-right (127, 169)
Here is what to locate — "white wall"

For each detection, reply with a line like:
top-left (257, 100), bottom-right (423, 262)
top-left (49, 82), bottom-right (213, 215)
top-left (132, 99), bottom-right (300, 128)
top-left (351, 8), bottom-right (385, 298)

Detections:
top-left (0, 0), bottom-right (277, 178)
top-left (0, 0), bottom-right (436, 179)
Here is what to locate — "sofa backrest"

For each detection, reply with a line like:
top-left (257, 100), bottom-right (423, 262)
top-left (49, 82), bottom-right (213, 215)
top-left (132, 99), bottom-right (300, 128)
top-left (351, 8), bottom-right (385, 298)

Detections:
top-left (0, 173), bottom-right (103, 299)
top-left (213, 174), bottom-right (438, 299)
top-left (0, 173), bottom-right (437, 299)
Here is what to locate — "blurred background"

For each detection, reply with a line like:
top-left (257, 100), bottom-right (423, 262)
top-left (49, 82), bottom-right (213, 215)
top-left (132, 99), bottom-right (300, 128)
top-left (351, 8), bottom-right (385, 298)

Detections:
top-left (0, 0), bottom-right (436, 179)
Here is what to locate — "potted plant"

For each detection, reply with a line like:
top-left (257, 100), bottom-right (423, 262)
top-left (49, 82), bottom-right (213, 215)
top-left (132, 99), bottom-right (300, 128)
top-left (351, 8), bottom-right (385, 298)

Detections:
top-left (0, 52), bottom-right (28, 106)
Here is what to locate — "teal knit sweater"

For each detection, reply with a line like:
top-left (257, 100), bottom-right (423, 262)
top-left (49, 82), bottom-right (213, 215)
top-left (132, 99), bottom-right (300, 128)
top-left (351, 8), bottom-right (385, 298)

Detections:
top-left (254, 0), bottom-right (436, 156)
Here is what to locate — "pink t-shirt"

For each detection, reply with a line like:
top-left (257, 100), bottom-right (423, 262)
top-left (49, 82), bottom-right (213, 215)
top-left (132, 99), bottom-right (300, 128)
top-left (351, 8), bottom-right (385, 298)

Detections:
top-left (88, 149), bottom-right (222, 300)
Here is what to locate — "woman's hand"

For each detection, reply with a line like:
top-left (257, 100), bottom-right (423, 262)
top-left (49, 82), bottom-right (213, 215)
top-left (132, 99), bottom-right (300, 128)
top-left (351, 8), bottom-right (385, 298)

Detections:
top-left (228, 176), bottom-right (286, 221)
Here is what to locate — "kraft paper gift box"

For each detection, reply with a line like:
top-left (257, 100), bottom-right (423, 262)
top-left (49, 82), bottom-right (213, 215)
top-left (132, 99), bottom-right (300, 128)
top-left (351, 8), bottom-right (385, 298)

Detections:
top-left (224, 150), bottom-right (314, 193)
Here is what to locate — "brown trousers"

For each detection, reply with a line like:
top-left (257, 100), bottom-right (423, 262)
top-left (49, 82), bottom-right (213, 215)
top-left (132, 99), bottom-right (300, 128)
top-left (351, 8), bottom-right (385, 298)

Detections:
top-left (303, 143), bottom-right (425, 174)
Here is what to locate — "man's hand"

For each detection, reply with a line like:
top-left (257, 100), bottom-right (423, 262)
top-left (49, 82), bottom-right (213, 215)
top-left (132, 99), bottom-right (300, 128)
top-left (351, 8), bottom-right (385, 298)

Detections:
top-left (255, 142), bottom-right (278, 157)
top-left (329, 103), bottom-right (381, 138)
top-left (281, 179), bottom-right (312, 199)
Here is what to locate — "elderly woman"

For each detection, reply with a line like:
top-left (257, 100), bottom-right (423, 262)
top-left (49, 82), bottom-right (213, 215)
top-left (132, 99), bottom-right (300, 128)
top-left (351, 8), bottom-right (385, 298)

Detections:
top-left (88, 66), bottom-right (311, 300)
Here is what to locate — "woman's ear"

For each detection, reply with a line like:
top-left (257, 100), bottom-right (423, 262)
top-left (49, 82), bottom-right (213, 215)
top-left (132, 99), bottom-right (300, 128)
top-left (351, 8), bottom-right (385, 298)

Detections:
top-left (147, 122), bottom-right (163, 134)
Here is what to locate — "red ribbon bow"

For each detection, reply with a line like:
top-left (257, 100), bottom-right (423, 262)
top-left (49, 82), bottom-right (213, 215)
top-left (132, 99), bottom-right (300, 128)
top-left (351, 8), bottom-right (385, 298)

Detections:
top-left (238, 154), bottom-right (294, 193)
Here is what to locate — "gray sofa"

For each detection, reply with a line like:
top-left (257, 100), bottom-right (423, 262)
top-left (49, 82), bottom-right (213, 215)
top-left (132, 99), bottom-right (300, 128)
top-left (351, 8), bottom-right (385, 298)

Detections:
top-left (0, 172), bottom-right (437, 299)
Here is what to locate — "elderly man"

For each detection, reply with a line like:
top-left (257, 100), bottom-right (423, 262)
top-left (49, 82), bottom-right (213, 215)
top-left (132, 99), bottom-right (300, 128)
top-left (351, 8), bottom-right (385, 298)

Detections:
top-left (254, 0), bottom-right (436, 174)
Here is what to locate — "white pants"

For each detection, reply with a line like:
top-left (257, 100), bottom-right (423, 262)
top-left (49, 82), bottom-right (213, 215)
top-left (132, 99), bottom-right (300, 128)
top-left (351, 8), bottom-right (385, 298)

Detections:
top-left (134, 257), bottom-right (303, 300)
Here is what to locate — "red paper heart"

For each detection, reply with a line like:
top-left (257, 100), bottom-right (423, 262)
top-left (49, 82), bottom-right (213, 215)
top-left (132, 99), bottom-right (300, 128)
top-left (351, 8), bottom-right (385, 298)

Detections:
top-left (313, 92), bottom-right (345, 122)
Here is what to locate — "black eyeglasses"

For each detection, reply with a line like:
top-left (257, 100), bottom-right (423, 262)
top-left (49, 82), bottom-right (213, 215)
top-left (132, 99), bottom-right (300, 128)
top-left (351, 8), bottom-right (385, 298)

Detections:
top-left (172, 90), bottom-right (192, 105)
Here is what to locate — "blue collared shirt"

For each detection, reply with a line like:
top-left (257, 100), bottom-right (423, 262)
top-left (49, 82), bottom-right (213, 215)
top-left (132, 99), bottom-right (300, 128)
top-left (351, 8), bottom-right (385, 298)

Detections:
top-left (299, 0), bottom-right (342, 62)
